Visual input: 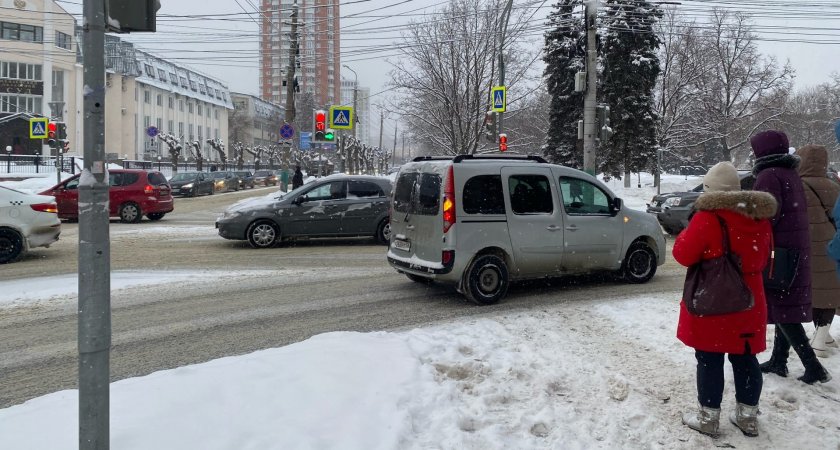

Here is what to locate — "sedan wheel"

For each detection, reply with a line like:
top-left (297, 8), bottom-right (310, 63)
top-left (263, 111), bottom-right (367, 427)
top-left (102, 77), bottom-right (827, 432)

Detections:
top-left (247, 221), bottom-right (279, 249)
top-left (375, 219), bottom-right (391, 245)
top-left (0, 229), bottom-right (24, 264)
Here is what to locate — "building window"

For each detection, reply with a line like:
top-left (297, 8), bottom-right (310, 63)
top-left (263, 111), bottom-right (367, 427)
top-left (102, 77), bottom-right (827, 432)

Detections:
top-left (206, 127), bottom-right (210, 139)
top-left (144, 64), bottom-right (155, 78)
top-left (144, 90), bottom-right (151, 103)
top-left (189, 80), bottom-right (197, 91)
top-left (168, 120), bottom-right (174, 133)
top-left (214, 129), bottom-right (219, 139)
top-left (197, 104), bottom-right (203, 116)
top-left (0, 21), bottom-right (43, 43)
top-left (156, 94), bottom-right (162, 106)
top-left (188, 102), bottom-right (194, 114)
top-left (207, 87), bottom-right (214, 98)
top-left (143, 115), bottom-right (151, 128)
top-left (156, 118), bottom-right (162, 130)
top-left (0, 61), bottom-right (42, 81)
top-left (179, 77), bottom-right (188, 88)
top-left (158, 69), bottom-right (167, 80)
top-left (214, 109), bottom-right (219, 120)
top-left (55, 31), bottom-right (71, 50)
top-left (168, 96), bottom-right (174, 109)
top-left (0, 94), bottom-right (41, 114)
top-left (188, 124), bottom-right (194, 140)
top-left (169, 72), bottom-right (178, 84)
top-left (51, 70), bottom-right (64, 103)
top-left (178, 122), bottom-right (184, 136)
top-left (199, 84), bottom-right (206, 95)
top-left (179, 100), bottom-right (184, 112)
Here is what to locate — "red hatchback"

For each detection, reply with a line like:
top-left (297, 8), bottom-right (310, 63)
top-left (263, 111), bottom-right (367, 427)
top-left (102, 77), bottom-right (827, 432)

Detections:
top-left (41, 169), bottom-right (174, 223)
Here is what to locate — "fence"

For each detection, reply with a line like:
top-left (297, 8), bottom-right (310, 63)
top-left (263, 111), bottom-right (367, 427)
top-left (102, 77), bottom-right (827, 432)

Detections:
top-left (2, 154), bottom-right (77, 175)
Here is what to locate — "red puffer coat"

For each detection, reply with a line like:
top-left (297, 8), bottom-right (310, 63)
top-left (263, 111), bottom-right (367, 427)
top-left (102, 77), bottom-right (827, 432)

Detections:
top-left (674, 191), bottom-right (777, 354)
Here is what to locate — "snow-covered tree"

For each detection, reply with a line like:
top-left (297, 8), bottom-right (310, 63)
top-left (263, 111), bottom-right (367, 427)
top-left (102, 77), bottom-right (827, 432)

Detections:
top-left (598, 0), bottom-right (662, 179)
top-left (542, 0), bottom-right (585, 167)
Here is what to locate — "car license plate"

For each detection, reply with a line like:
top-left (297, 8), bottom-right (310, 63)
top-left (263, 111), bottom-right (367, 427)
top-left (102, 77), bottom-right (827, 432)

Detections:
top-left (392, 239), bottom-right (410, 252)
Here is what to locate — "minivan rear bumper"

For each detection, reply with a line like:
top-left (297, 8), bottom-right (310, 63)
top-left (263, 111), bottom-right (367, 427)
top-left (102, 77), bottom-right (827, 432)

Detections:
top-left (387, 250), bottom-right (454, 275)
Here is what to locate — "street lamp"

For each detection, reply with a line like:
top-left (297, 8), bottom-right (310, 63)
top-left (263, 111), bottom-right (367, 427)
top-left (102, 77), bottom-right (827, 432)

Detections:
top-left (5, 145), bottom-right (11, 174)
top-left (157, 155), bottom-right (162, 171)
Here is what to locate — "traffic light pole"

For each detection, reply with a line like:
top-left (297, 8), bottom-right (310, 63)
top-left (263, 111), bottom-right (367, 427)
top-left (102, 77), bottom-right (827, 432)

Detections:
top-left (284, 2), bottom-right (299, 124)
top-left (80, 0), bottom-right (112, 448)
top-left (496, 0), bottom-right (514, 140)
top-left (583, 0), bottom-right (598, 175)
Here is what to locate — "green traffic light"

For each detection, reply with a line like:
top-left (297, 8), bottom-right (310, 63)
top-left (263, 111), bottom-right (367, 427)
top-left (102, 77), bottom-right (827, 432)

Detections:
top-left (324, 131), bottom-right (335, 141)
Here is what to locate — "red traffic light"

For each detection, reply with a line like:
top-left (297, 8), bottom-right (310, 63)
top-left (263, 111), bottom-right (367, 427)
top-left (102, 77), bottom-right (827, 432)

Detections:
top-left (314, 110), bottom-right (326, 132)
top-left (499, 133), bottom-right (508, 152)
top-left (48, 131), bottom-right (56, 140)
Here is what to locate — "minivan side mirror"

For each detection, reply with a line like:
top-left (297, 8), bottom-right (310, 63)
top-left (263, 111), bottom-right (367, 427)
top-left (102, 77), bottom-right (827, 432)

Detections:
top-left (611, 197), bottom-right (622, 215)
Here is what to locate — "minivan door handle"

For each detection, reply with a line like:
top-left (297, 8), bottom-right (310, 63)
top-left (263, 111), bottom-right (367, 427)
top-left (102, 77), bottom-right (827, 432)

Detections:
top-left (546, 225), bottom-right (561, 231)
top-left (565, 225), bottom-right (578, 231)
top-left (405, 225), bottom-right (416, 230)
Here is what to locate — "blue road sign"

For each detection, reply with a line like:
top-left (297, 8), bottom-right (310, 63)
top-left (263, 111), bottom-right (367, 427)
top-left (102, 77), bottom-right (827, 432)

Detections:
top-left (491, 86), bottom-right (506, 112)
top-left (146, 126), bottom-right (159, 138)
top-left (29, 118), bottom-right (48, 139)
top-left (300, 131), bottom-right (312, 150)
top-left (280, 123), bottom-right (295, 140)
top-left (330, 106), bottom-right (353, 129)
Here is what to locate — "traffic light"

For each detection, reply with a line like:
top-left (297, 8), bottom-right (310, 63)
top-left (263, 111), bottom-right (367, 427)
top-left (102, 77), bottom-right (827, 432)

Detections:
top-left (106, 0), bottom-right (160, 33)
top-left (324, 129), bottom-right (335, 142)
top-left (314, 109), bottom-right (327, 142)
top-left (47, 122), bottom-right (57, 147)
top-left (55, 122), bottom-right (67, 140)
top-left (61, 140), bottom-right (70, 153)
top-left (499, 133), bottom-right (508, 152)
top-left (483, 111), bottom-right (496, 143)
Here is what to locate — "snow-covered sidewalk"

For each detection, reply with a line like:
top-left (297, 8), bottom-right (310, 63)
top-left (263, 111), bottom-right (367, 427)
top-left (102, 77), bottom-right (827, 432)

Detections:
top-left (1, 291), bottom-right (838, 449)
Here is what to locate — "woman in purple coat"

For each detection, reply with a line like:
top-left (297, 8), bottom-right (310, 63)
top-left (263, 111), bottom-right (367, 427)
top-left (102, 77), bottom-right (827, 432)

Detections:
top-left (751, 130), bottom-right (831, 384)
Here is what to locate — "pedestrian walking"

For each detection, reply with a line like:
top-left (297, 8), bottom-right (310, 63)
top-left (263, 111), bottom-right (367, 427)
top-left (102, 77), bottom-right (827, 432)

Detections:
top-left (292, 165), bottom-right (304, 190)
top-left (797, 144), bottom-right (840, 357)
top-left (675, 162), bottom-right (776, 437)
top-left (751, 131), bottom-right (831, 384)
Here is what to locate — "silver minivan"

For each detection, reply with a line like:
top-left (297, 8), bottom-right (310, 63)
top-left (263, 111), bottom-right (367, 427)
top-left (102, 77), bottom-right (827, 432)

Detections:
top-left (387, 155), bottom-right (666, 304)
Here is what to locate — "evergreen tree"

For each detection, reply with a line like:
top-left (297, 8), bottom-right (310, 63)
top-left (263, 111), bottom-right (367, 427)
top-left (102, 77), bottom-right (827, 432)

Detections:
top-left (542, 0), bottom-right (585, 167)
top-left (598, 0), bottom-right (662, 178)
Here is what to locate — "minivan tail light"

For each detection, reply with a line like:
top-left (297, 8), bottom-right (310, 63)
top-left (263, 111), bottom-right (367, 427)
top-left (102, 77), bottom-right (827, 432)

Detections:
top-left (443, 165), bottom-right (455, 233)
top-left (144, 184), bottom-right (155, 194)
top-left (31, 203), bottom-right (58, 214)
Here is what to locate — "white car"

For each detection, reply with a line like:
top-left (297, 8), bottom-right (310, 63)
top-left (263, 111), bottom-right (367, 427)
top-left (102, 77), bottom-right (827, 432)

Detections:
top-left (0, 186), bottom-right (61, 264)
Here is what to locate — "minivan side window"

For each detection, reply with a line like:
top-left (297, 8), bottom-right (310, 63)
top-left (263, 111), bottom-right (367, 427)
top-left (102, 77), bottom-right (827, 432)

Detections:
top-left (348, 180), bottom-right (384, 198)
top-left (463, 175), bottom-right (505, 214)
top-left (559, 177), bottom-right (611, 215)
top-left (393, 172), bottom-right (441, 216)
top-left (509, 175), bottom-right (553, 214)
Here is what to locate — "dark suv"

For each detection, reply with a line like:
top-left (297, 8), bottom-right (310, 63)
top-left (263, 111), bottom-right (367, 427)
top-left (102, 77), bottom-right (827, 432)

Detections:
top-left (648, 172), bottom-right (755, 235)
top-left (41, 169), bottom-right (174, 222)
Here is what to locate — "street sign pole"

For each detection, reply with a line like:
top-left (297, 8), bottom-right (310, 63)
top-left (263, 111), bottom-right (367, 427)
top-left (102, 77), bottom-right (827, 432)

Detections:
top-left (80, 0), bottom-right (111, 448)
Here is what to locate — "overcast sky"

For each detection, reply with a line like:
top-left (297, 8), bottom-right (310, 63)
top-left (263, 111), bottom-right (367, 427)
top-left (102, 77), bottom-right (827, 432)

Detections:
top-left (60, 0), bottom-right (840, 140)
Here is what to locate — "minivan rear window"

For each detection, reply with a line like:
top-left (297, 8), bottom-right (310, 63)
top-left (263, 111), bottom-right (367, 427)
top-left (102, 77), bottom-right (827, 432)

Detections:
top-left (147, 172), bottom-right (167, 185)
top-left (394, 172), bottom-right (441, 216)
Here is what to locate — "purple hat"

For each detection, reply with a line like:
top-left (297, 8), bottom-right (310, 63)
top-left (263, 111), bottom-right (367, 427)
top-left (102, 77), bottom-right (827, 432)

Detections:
top-left (750, 130), bottom-right (789, 158)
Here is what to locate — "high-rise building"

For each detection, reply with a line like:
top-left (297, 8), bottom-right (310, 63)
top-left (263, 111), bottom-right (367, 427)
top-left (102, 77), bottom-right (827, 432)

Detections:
top-left (260, 0), bottom-right (340, 113)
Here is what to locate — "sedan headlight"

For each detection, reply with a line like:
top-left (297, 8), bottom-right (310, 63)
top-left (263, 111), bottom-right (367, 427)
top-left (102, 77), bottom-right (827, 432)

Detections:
top-left (182, 183), bottom-right (194, 189)
top-left (222, 210), bottom-right (242, 219)
top-left (663, 197), bottom-right (683, 207)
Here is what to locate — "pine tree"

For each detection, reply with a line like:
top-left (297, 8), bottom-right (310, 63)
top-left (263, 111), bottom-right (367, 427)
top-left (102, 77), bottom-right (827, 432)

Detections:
top-left (598, 0), bottom-right (662, 178)
top-left (542, 0), bottom-right (585, 167)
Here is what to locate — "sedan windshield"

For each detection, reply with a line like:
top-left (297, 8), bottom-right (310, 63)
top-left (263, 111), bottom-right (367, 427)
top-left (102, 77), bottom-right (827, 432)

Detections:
top-left (170, 173), bottom-right (197, 182)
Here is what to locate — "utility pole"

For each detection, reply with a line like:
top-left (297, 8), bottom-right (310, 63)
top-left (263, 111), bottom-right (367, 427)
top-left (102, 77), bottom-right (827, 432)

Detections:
top-left (379, 111), bottom-right (388, 166)
top-left (393, 122), bottom-right (398, 164)
top-left (80, 0), bottom-right (110, 448)
top-left (496, 0), bottom-right (514, 138)
top-left (583, 0), bottom-right (598, 175)
top-left (402, 133), bottom-right (406, 162)
top-left (284, 2), bottom-right (299, 124)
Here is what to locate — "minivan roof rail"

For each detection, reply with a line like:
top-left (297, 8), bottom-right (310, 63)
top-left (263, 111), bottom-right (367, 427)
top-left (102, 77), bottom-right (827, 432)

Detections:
top-left (410, 155), bottom-right (548, 163)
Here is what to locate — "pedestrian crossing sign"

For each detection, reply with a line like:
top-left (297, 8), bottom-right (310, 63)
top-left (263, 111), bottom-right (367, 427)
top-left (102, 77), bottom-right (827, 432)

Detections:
top-left (29, 117), bottom-right (49, 139)
top-left (330, 106), bottom-right (354, 130)
top-left (491, 86), bottom-right (506, 113)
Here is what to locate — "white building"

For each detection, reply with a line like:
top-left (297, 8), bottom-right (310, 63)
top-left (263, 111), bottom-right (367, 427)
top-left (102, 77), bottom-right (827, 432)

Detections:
top-left (229, 92), bottom-right (284, 149)
top-left (104, 36), bottom-right (233, 161)
top-left (340, 77), bottom-right (370, 144)
top-left (0, 0), bottom-right (81, 155)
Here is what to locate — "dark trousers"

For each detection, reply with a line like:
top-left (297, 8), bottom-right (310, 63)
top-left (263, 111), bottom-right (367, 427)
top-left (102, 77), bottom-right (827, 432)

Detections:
top-left (695, 349), bottom-right (762, 409)
top-left (814, 308), bottom-right (835, 327)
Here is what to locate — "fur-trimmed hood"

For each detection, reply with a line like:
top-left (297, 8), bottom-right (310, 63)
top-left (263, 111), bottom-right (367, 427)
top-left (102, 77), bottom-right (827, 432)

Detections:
top-left (694, 190), bottom-right (777, 219)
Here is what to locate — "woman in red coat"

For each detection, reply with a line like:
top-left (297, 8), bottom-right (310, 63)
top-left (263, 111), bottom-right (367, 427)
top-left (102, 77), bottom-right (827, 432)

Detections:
top-left (675, 162), bottom-right (776, 438)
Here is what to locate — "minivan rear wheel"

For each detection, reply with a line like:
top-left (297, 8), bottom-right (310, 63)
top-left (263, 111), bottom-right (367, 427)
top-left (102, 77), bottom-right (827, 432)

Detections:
top-left (247, 220), bottom-right (280, 248)
top-left (119, 202), bottom-right (142, 223)
top-left (622, 242), bottom-right (657, 283)
top-left (463, 254), bottom-right (509, 305)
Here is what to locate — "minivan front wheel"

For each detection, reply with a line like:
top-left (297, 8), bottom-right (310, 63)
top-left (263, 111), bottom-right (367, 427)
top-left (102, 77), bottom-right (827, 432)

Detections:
top-left (463, 254), bottom-right (509, 305)
top-left (247, 220), bottom-right (280, 248)
top-left (622, 242), bottom-right (657, 283)
top-left (119, 202), bottom-right (142, 223)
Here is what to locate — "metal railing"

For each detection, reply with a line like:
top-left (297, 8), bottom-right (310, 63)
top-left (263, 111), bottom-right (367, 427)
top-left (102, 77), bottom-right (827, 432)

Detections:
top-left (2, 154), bottom-right (77, 175)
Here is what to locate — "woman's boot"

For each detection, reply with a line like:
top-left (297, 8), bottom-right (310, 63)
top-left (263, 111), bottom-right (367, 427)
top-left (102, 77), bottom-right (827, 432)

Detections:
top-left (729, 403), bottom-right (759, 437)
top-left (786, 324), bottom-right (832, 384)
top-left (810, 325), bottom-right (831, 358)
top-left (682, 404), bottom-right (720, 437)
top-left (760, 327), bottom-right (790, 377)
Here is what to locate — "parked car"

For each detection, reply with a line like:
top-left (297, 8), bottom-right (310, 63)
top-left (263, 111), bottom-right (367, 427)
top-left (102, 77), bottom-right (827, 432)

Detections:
top-left (40, 169), bottom-right (174, 223)
top-left (235, 170), bottom-right (256, 189)
top-left (647, 171), bottom-right (754, 235)
top-left (209, 171), bottom-right (240, 192)
top-left (253, 170), bottom-right (279, 187)
top-left (1, 186), bottom-right (61, 263)
top-left (168, 171), bottom-right (215, 197)
top-left (216, 174), bottom-right (392, 248)
top-left (387, 155), bottom-right (666, 305)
